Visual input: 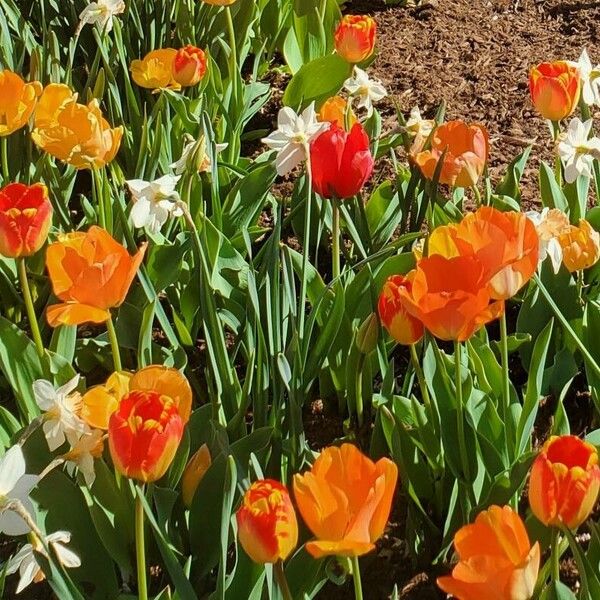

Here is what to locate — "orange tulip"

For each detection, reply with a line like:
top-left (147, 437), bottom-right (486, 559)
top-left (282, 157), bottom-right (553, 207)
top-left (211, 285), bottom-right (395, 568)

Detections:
top-left (0, 70), bottom-right (42, 136)
top-left (0, 183), bottom-right (52, 258)
top-left (45, 226), bottom-right (146, 327)
top-left (81, 371), bottom-right (133, 429)
top-left (318, 96), bottom-right (357, 130)
top-left (557, 219), bottom-right (600, 272)
top-left (437, 505), bottom-right (540, 600)
top-left (397, 255), bottom-right (504, 341)
top-left (173, 45), bottom-right (207, 87)
top-left (529, 435), bottom-right (600, 529)
top-left (181, 444), bottom-right (212, 507)
top-left (293, 444), bottom-right (397, 558)
top-left (334, 15), bottom-right (376, 64)
top-left (529, 61), bottom-right (580, 121)
top-left (413, 120), bottom-right (488, 188)
top-left (428, 207), bottom-right (539, 300)
top-left (236, 479), bottom-right (298, 564)
top-left (108, 389), bottom-right (184, 482)
top-left (202, 0), bottom-right (237, 5)
top-left (130, 49), bottom-right (180, 92)
top-left (378, 274), bottom-right (424, 345)
top-left (32, 84), bottom-right (122, 169)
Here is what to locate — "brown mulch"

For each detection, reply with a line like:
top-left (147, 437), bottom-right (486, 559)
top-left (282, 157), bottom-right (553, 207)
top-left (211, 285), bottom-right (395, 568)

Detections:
top-left (355, 0), bottom-right (600, 208)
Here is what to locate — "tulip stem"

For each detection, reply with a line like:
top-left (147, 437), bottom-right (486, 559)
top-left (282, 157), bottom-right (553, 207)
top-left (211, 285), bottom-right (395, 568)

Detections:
top-left (273, 560), bottom-right (293, 600)
top-left (298, 149), bottom-right (312, 337)
top-left (551, 529), bottom-right (561, 584)
top-left (410, 343), bottom-right (431, 412)
top-left (135, 489), bottom-right (148, 600)
top-left (1, 137), bottom-right (8, 183)
top-left (106, 315), bottom-right (123, 372)
top-left (499, 310), bottom-right (513, 462)
top-left (332, 198), bottom-right (341, 280)
top-left (17, 258), bottom-right (44, 359)
top-left (351, 556), bottom-right (364, 600)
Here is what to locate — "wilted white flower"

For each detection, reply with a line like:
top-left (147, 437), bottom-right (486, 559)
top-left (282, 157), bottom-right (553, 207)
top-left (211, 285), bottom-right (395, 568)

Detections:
top-left (61, 429), bottom-right (104, 488)
top-left (526, 207), bottom-right (571, 274)
top-left (170, 134), bottom-right (228, 176)
top-left (577, 49), bottom-right (600, 107)
top-left (0, 445), bottom-right (38, 536)
top-left (558, 117), bottom-right (600, 183)
top-left (126, 175), bottom-right (182, 234)
top-left (77, 0), bottom-right (125, 35)
top-left (343, 66), bottom-right (387, 117)
top-left (261, 103), bottom-right (329, 176)
top-left (7, 531), bottom-right (81, 594)
top-left (34, 376), bottom-right (87, 453)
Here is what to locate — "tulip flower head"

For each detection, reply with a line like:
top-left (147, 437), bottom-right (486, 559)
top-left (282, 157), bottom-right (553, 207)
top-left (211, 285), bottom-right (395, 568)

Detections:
top-left (334, 15), bottom-right (376, 64)
top-left (81, 371), bottom-right (132, 430)
top-left (318, 96), bottom-right (357, 130)
top-left (0, 71), bottom-right (42, 137)
top-left (236, 479), bottom-right (298, 564)
top-left (182, 444), bottom-right (212, 508)
top-left (414, 120), bottom-right (488, 188)
top-left (130, 49), bottom-right (180, 92)
top-left (108, 390), bottom-right (184, 482)
top-left (173, 45), bottom-right (207, 87)
top-left (45, 226), bottom-right (146, 327)
top-left (529, 435), bottom-right (600, 529)
top-left (378, 274), bottom-right (424, 345)
top-left (558, 218), bottom-right (600, 272)
top-left (293, 444), bottom-right (398, 558)
top-left (0, 183), bottom-right (52, 259)
top-left (529, 61), bottom-right (580, 122)
top-left (310, 122), bottom-right (374, 199)
top-left (437, 505), bottom-right (540, 600)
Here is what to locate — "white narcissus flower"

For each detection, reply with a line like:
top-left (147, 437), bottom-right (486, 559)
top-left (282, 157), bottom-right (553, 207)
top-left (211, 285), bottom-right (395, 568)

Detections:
top-left (405, 106), bottom-right (435, 139)
top-left (557, 117), bottom-right (600, 184)
top-left (62, 429), bottom-right (104, 488)
top-left (7, 531), bottom-right (81, 594)
top-left (343, 66), bottom-right (387, 117)
top-left (261, 103), bottom-right (329, 176)
top-left (126, 175), bottom-right (182, 234)
top-left (577, 49), bottom-right (600, 107)
top-left (0, 445), bottom-right (39, 536)
top-left (34, 376), bottom-right (87, 453)
top-left (77, 0), bottom-right (125, 35)
top-left (170, 134), bottom-right (228, 176)
top-left (526, 207), bottom-right (571, 274)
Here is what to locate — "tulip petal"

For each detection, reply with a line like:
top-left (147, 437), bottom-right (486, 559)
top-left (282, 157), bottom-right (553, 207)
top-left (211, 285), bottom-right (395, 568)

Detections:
top-left (46, 302), bottom-right (111, 326)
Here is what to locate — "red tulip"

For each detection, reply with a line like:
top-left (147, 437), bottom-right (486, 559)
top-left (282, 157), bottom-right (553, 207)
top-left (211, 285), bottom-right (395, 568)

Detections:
top-left (310, 122), bottom-right (373, 199)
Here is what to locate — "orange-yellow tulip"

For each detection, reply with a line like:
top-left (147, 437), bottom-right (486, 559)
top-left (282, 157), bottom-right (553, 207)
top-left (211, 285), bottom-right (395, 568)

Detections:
top-left (236, 479), bottom-right (298, 564)
top-left (557, 219), bottom-right (600, 272)
top-left (173, 45), bottom-right (207, 87)
top-left (397, 254), bottom-right (504, 342)
top-left (413, 120), bottom-right (488, 188)
top-left (32, 84), bottom-right (123, 169)
top-left (334, 15), bottom-right (376, 64)
top-left (428, 207), bottom-right (539, 300)
top-left (181, 444), bottom-right (212, 507)
top-left (202, 0), bottom-right (237, 5)
top-left (437, 505), bottom-right (540, 600)
top-left (529, 435), bottom-right (600, 529)
top-left (81, 371), bottom-right (133, 430)
top-left (318, 96), bottom-right (357, 130)
top-left (45, 226), bottom-right (146, 327)
top-left (0, 70), bottom-right (42, 136)
top-left (378, 274), bottom-right (424, 345)
top-left (130, 49), bottom-right (180, 92)
top-left (0, 183), bottom-right (52, 258)
top-left (108, 390), bottom-right (184, 482)
top-left (293, 444), bottom-right (398, 558)
top-left (529, 61), bottom-right (580, 122)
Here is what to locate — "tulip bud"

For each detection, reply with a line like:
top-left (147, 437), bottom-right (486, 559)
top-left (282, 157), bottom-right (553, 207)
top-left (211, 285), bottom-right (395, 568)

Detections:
top-left (318, 96), bottom-right (357, 130)
top-left (108, 390), bottom-right (184, 483)
top-left (181, 444), bottom-right (211, 507)
top-left (173, 45), bottom-right (207, 87)
top-left (529, 435), bottom-right (600, 529)
top-left (356, 313), bottom-right (379, 354)
top-left (529, 61), bottom-right (580, 121)
top-left (236, 479), bottom-right (298, 564)
top-left (334, 15), bottom-right (376, 64)
top-left (558, 219), bottom-right (600, 272)
top-left (378, 275), bottom-right (424, 345)
top-left (0, 183), bottom-right (52, 259)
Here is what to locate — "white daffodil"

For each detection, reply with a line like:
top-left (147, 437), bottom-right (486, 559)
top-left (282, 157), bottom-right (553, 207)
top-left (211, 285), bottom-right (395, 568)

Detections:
top-left (34, 376), bottom-right (87, 453)
top-left (76, 0), bottom-right (125, 35)
top-left (261, 103), bottom-right (329, 176)
top-left (0, 445), bottom-right (38, 536)
top-left (558, 117), bottom-right (600, 184)
top-left (170, 134), bottom-right (228, 176)
top-left (61, 429), bottom-right (104, 488)
top-left (526, 207), bottom-right (571, 274)
top-left (577, 49), bottom-right (600, 107)
top-left (7, 531), bottom-right (81, 594)
top-left (343, 66), bottom-right (387, 117)
top-left (126, 175), bottom-right (182, 234)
